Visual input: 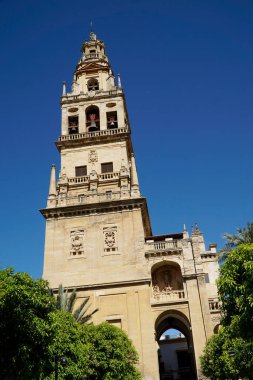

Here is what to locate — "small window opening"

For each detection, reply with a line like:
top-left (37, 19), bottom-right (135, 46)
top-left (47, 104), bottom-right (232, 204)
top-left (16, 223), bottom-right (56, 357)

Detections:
top-left (101, 162), bottom-right (113, 174)
top-left (87, 78), bottom-right (99, 91)
top-left (78, 194), bottom-right (86, 203)
top-left (105, 191), bottom-right (112, 200)
top-left (107, 111), bottom-right (118, 129)
top-left (89, 49), bottom-right (97, 58)
top-left (205, 273), bottom-right (210, 283)
top-left (75, 166), bottom-right (87, 177)
top-left (86, 105), bottom-right (100, 132)
top-left (68, 116), bottom-right (79, 134)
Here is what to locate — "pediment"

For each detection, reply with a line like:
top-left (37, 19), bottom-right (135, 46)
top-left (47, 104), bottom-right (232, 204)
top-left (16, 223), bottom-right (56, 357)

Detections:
top-left (76, 61), bottom-right (109, 73)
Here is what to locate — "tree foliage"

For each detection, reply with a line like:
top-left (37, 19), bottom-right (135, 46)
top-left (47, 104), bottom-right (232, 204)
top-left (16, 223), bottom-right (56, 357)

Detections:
top-left (201, 244), bottom-right (253, 379)
top-left (0, 268), bottom-right (56, 379)
top-left (80, 323), bottom-right (142, 380)
top-left (56, 284), bottom-right (98, 324)
top-left (0, 269), bottom-right (141, 380)
top-left (220, 222), bottom-right (253, 259)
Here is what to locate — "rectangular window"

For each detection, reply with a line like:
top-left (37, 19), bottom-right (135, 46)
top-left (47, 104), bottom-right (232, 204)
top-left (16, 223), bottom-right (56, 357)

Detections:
top-left (89, 49), bottom-right (96, 58)
top-left (105, 191), bottom-right (112, 200)
top-left (75, 166), bottom-right (87, 177)
top-left (205, 273), bottom-right (210, 283)
top-left (101, 162), bottom-right (113, 173)
top-left (106, 318), bottom-right (122, 329)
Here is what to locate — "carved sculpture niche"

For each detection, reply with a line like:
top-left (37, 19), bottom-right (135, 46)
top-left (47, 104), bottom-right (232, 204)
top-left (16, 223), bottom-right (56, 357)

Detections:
top-left (152, 264), bottom-right (183, 292)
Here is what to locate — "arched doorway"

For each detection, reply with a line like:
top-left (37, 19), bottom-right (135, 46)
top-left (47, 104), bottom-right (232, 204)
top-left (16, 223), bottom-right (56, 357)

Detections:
top-left (155, 311), bottom-right (197, 380)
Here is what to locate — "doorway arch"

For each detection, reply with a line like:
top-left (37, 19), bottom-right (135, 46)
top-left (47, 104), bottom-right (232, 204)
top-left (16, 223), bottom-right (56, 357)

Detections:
top-left (155, 311), bottom-right (197, 380)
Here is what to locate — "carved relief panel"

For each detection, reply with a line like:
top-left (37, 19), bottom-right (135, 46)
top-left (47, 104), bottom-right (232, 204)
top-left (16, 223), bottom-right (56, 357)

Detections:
top-left (103, 226), bottom-right (118, 254)
top-left (70, 229), bottom-right (85, 258)
top-left (88, 149), bottom-right (98, 165)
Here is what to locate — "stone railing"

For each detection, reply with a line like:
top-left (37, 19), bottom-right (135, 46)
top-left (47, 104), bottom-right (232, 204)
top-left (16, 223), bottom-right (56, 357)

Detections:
top-left (58, 127), bottom-right (128, 142)
top-left (98, 172), bottom-right (120, 181)
top-left (68, 176), bottom-right (89, 184)
top-left (67, 172), bottom-right (120, 185)
top-left (57, 191), bottom-right (130, 206)
top-left (145, 240), bottom-right (182, 259)
top-left (152, 287), bottom-right (186, 303)
top-left (208, 298), bottom-right (220, 312)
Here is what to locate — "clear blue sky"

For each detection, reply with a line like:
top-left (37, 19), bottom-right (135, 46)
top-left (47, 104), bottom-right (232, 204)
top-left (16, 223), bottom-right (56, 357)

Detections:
top-left (0, 0), bottom-right (253, 278)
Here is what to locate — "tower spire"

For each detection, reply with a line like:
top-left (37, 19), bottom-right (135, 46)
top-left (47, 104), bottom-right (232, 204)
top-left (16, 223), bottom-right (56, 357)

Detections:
top-left (47, 164), bottom-right (57, 207)
top-left (130, 154), bottom-right (140, 197)
top-left (48, 164), bottom-right (56, 196)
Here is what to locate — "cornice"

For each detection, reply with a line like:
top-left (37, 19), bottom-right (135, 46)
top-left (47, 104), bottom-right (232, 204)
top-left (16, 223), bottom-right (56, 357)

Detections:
top-left (51, 277), bottom-right (151, 292)
top-left (61, 90), bottom-right (124, 106)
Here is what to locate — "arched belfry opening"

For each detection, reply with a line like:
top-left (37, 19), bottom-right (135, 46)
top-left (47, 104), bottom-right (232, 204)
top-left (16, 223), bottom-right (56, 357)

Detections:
top-left (86, 105), bottom-right (100, 132)
top-left (155, 311), bottom-right (197, 380)
top-left (87, 78), bottom-right (99, 91)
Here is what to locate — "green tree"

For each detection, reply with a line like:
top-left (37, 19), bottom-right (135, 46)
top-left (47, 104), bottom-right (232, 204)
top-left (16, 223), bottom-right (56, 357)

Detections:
top-left (80, 322), bottom-right (141, 380)
top-left (56, 284), bottom-right (98, 324)
top-left (0, 268), bottom-right (56, 380)
top-left (44, 319), bottom-right (141, 380)
top-left (201, 244), bottom-right (253, 379)
top-left (0, 270), bottom-right (141, 380)
top-left (43, 310), bottom-right (90, 380)
top-left (220, 222), bottom-right (253, 259)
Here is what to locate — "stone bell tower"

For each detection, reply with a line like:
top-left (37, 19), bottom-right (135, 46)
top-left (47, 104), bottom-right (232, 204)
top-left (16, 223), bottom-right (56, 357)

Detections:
top-left (41, 32), bottom-right (220, 380)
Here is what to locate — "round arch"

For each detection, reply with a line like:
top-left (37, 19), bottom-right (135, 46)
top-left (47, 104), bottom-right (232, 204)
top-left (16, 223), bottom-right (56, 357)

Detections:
top-left (151, 261), bottom-right (184, 293)
top-left (85, 105), bottom-right (100, 131)
top-left (155, 310), bottom-right (197, 380)
top-left (155, 310), bottom-right (191, 344)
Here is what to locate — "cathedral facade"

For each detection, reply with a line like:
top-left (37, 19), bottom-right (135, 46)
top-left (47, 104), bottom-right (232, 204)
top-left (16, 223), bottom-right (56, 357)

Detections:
top-left (41, 32), bottom-right (220, 380)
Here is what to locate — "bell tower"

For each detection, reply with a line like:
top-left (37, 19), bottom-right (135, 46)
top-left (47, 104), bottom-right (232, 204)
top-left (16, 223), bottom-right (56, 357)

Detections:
top-left (41, 32), bottom-right (220, 380)
top-left (42, 31), bottom-right (151, 289)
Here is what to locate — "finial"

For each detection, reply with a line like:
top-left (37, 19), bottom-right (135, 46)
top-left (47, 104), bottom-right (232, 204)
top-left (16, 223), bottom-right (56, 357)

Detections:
top-left (90, 22), bottom-right (97, 41)
top-left (118, 74), bottom-right (122, 88)
top-left (191, 225), bottom-right (194, 234)
top-left (48, 164), bottom-right (56, 196)
top-left (183, 224), bottom-right (189, 239)
top-left (195, 223), bottom-right (199, 232)
top-left (62, 81), bottom-right (66, 96)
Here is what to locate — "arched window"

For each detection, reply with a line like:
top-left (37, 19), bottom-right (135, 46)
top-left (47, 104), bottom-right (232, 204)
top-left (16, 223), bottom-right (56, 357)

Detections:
top-left (87, 78), bottom-right (99, 91)
top-left (86, 105), bottom-right (100, 132)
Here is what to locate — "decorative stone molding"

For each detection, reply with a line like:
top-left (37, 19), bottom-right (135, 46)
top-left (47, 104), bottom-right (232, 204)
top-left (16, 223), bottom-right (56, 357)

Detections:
top-left (103, 226), bottom-right (118, 253)
top-left (88, 149), bottom-right (98, 164)
top-left (70, 229), bottom-right (85, 257)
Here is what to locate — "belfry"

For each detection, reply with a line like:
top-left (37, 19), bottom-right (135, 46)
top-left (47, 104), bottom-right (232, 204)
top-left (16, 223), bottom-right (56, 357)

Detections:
top-left (41, 32), bottom-right (220, 380)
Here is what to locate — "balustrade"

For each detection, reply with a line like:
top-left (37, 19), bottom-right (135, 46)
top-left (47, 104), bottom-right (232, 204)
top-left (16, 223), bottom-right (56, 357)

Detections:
top-left (68, 176), bottom-right (89, 184)
top-left (152, 287), bottom-right (186, 303)
top-left (98, 172), bottom-right (120, 180)
top-left (146, 240), bottom-right (181, 251)
top-left (209, 299), bottom-right (220, 312)
top-left (59, 127), bottom-right (128, 142)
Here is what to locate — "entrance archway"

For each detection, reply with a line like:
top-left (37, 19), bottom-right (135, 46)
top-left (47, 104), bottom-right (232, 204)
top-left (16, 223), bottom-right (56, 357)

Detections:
top-left (155, 311), bottom-right (197, 380)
